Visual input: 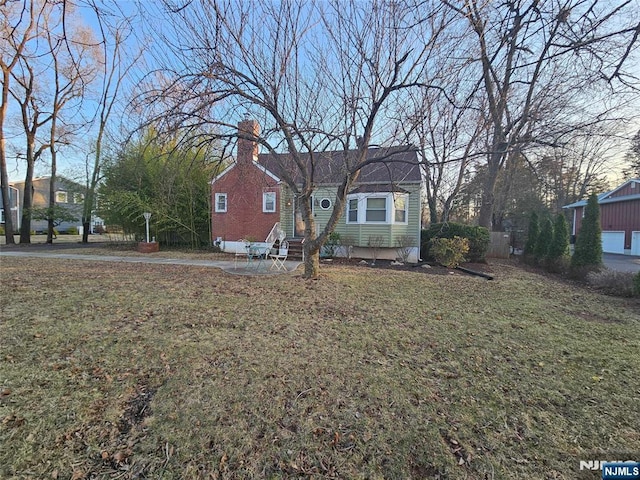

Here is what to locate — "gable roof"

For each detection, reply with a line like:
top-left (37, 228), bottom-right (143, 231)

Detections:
top-left (210, 159), bottom-right (281, 185)
top-left (259, 146), bottom-right (421, 186)
top-left (563, 178), bottom-right (640, 209)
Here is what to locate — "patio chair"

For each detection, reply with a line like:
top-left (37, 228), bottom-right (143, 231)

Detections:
top-left (234, 239), bottom-right (250, 269)
top-left (269, 240), bottom-right (289, 271)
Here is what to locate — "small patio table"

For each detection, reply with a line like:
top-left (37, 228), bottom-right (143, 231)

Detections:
top-left (247, 243), bottom-right (271, 270)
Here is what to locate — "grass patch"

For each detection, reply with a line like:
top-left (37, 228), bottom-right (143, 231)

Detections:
top-left (1, 258), bottom-right (639, 479)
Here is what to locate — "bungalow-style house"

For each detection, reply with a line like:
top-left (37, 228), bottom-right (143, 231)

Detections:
top-left (6, 176), bottom-right (101, 234)
top-left (211, 119), bottom-right (422, 262)
top-left (563, 178), bottom-right (640, 255)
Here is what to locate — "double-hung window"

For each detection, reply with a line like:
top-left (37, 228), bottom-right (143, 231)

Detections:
top-left (365, 197), bottom-right (387, 222)
top-left (346, 192), bottom-right (409, 224)
top-left (263, 192), bottom-right (276, 213)
top-left (393, 194), bottom-right (408, 223)
top-left (215, 193), bottom-right (227, 212)
top-left (347, 198), bottom-right (358, 223)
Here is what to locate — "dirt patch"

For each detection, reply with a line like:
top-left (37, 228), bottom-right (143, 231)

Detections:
top-left (321, 257), bottom-right (494, 277)
top-left (118, 384), bottom-right (156, 435)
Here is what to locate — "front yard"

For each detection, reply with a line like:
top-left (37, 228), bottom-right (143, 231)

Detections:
top-left (0, 256), bottom-right (638, 479)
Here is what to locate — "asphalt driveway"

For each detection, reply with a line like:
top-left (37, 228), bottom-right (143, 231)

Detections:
top-left (603, 253), bottom-right (640, 273)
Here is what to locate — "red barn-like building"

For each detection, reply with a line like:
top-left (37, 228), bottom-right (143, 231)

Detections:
top-left (563, 178), bottom-right (640, 255)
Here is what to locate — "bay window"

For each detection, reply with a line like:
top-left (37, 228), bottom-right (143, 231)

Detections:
top-left (346, 192), bottom-right (409, 224)
top-left (394, 194), bottom-right (407, 223)
top-left (365, 197), bottom-right (387, 222)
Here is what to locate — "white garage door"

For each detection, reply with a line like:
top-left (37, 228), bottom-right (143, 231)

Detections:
top-left (602, 231), bottom-right (625, 254)
top-left (632, 231), bottom-right (640, 256)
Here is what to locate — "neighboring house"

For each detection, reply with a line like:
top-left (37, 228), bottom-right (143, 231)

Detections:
top-left (8, 176), bottom-right (95, 234)
top-left (211, 119), bottom-right (422, 262)
top-left (563, 178), bottom-right (640, 255)
top-left (0, 185), bottom-right (20, 229)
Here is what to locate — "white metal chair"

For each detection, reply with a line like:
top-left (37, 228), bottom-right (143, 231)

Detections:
top-left (234, 239), bottom-right (250, 269)
top-left (269, 240), bottom-right (289, 271)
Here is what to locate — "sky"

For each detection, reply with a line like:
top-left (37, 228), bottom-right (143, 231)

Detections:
top-left (4, 0), bottom-right (640, 188)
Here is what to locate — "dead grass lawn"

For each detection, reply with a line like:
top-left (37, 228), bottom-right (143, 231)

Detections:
top-left (0, 256), bottom-right (638, 479)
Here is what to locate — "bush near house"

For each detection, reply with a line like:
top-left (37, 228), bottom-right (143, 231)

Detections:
top-left (421, 222), bottom-right (489, 262)
top-left (430, 236), bottom-right (469, 268)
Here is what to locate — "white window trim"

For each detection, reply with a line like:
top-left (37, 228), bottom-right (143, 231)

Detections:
top-left (263, 191), bottom-right (276, 213)
top-left (347, 197), bottom-right (358, 224)
top-left (393, 193), bottom-right (409, 224)
top-left (318, 197), bottom-right (332, 210)
top-left (346, 192), bottom-right (409, 225)
top-left (55, 191), bottom-right (68, 203)
top-left (365, 196), bottom-right (388, 223)
top-left (215, 193), bottom-right (227, 213)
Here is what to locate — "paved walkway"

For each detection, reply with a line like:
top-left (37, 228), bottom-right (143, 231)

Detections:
top-left (0, 249), bottom-right (302, 276)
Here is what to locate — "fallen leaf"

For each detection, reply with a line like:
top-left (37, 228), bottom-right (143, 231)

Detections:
top-left (112, 451), bottom-right (126, 463)
top-left (71, 470), bottom-right (85, 480)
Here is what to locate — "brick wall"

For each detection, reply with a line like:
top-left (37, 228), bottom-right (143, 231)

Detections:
top-left (211, 119), bottom-right (283, 243)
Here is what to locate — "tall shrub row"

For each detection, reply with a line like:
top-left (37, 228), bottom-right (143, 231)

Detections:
top-left (571, 193), bottom-right (603, 269)
top-left (523, 212), bottom-right (571, 271)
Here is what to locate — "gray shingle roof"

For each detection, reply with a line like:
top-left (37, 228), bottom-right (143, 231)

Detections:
top-left (258, 146), bottom-right (421, 186)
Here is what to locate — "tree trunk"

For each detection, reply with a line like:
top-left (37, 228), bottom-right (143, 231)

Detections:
top-left (19, 153), bottom-right (35, 243)
top-left (46, 158), bottom-right (56, 244)
top-left (303, 243), bottom-right (320, 279)
top-left (0, 157), bottom-right (15, 244)
top-left (428, 195), bottom-right (438, 224)
top-left (82, 220), bottom-right (90, 242)
top-left (477, 142), bottom-right (505, 230)
top-left (1, 72), bottom-right (15, 244)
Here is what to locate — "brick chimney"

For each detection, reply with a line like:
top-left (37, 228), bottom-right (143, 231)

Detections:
top-left (237, 117), bottom-right (260, 165)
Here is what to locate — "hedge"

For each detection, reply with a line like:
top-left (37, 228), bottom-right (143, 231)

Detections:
top-left (421, 222), bottom-right (490, 262)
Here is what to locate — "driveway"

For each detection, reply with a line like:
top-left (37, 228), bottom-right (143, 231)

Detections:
top-left (603, 253), bottom-right (640, 273)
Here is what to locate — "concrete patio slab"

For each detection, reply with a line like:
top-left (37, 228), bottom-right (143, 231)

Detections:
top-left (0, 250), bottom-right (302, 275)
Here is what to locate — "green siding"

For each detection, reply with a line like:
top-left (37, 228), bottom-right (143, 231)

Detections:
top-left (279, 183), bottom-right (421, 250)
top-left (279, 186), bottom-right (295, 236)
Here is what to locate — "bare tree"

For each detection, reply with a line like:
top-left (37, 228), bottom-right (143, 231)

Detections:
top-left (78, 0), bottom-right (139, 243)
top-left (43, 5), bottom-right (97, 243)
top-left (140, 0), bottom-right (448, 278)
top-left (11, 54), bottom-right (55, 243)
top-left (623, 129), bottom-right (640, 178)
top-left (404, 70), bottom-right (487, 224)
top-left (0, 0), bottom-right (38, 244)
top-left (445, 0), bottom-right (640, 230)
